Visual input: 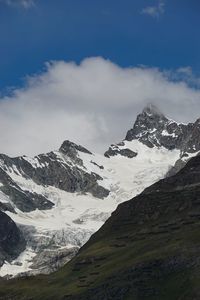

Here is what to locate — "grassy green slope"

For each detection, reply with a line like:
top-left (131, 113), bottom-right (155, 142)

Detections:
top-left (1, 157), bottom-right (200, 299)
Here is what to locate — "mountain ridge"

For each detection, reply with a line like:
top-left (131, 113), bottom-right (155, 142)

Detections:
top-left (1, 144), bottom-right (200, 299)
top-left (0, 104), bottom-right (199, 278)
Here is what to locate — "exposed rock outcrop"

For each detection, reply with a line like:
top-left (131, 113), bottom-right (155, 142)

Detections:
top-left (0, 211), bottom-right (26, 267)
top-left (125, 104), bottom-right (200, 154)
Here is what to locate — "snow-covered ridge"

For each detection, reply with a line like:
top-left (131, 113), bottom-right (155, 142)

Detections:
top-left (0, 141), bottom-right (180, 277)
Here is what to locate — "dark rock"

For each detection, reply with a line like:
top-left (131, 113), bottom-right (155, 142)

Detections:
top-left (59, 140), bottom-right (92, 156)
top-left (0, 201), bottom-right (15, 213)
top-left (0, 211), bottom-right (26, 267)
top-left (0, 140), bottom-right (109, 206)
top-left (90, 161), bottom-right (104, 170)
top-left (0, 167), bottom-right (54, 213)
top-left (104, 104), bottom-right (200, 162)
top-left (104, 146), bottom-right (137, 158)
top-left (125, 104), bottom-right (200, 154)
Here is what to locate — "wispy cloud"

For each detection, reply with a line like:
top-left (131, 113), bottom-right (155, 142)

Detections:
top-left (0, 0), bottom-right (35, 8)
top-left (141, 0), bottom-right (165, 18)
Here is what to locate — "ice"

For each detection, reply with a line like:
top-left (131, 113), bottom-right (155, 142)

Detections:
top-left (0, 248), bottom-right (36, 277)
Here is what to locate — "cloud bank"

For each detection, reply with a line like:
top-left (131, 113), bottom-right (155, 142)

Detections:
top-left (141, 0), bottom-right (165, 18)
top-left (0, 57), bottom-right (200, 156)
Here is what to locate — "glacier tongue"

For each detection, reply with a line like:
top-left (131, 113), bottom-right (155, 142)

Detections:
top-left (0, 139), bottom-right (180, 277)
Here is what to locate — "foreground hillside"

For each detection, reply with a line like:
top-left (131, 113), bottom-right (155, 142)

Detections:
top-left (1, 154), bottom-right (200, 299)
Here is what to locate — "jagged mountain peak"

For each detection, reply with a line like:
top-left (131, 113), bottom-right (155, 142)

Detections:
top-left (104, 106), bottom-right (177, 158)
top-left (105, 105), bottom-right (200, 159)
top-left (125, 105), bottom-right (200, 154)
top-left (125, 104), bottom-right (170, 145)
top-left (59, 140), bottom-right (92, 156)
top-left (194, 117), bottom-right (200, 126)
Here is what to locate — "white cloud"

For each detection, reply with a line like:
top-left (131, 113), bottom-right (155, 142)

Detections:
top-left (0, 57), bottom-right (200, 157)
top-left (141, 0), bottom-right (165, 18)
top-left (1, 0), bottom-right (34, 8)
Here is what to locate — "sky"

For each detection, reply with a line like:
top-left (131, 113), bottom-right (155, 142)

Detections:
top-left (0, 0), bottom-right (200, 156)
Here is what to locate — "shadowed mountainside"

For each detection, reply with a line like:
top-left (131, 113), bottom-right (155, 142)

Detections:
top-left (0, 211), bottom-right (25, 268)
top-left (1, 154), bottom-right (200, 299)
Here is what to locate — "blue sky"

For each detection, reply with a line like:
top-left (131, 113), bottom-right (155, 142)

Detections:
top-left (0, 0), bottom-right (200, 91)
top-left (1, 0), bottom-right (200, 156)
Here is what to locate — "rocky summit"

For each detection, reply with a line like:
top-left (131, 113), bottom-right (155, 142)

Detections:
top-left (106, 104), bottom-right (200, 159)
top-left (0, 105), bottom-right (200, 278)
top-left (126, 103), bottom-right (200, 154)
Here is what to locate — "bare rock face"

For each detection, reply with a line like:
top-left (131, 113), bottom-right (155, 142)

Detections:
top-left (59, 140), bottom-right (92, 156)
top-left (125, 104), bottom-right (200, 154)
top-left (104, 104), bottom-right (200, 177)
top-left (0, 165), bottom-right (54, 213)
top-left (0, 211), bottom-right (26, 267)
top-left (0, 140), bottom-right (109, 214)
top-left (104, 143), bottom-right (137, 158)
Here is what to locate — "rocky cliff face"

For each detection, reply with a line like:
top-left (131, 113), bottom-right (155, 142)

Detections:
top-left (0, 211), bottom-right (25, 267)
top-left (126, 104), bottom-right (200, 154)
top-left (105, 104), bottom-right (200, 159)
top-left (0, 165), bottom-right (54, 213)
top-left (0, 140), bottom-right (109, 206)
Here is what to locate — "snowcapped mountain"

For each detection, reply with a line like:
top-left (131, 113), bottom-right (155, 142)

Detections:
top-left (107, 104), bottom-right (200, 157)
top-left (0, 104), bottom-right (199, 278)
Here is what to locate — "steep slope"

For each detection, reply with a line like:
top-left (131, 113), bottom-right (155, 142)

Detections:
top-left (0, 211), bottom-right (25, 267)
top-left (1, 150), bottom-right (200, 299)
top-left (105, 104), bottom-right (200, 159)
top-left (127, 104), bottom-right (197, 151)
top-left (1, 104), bottom-right (200, 277)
